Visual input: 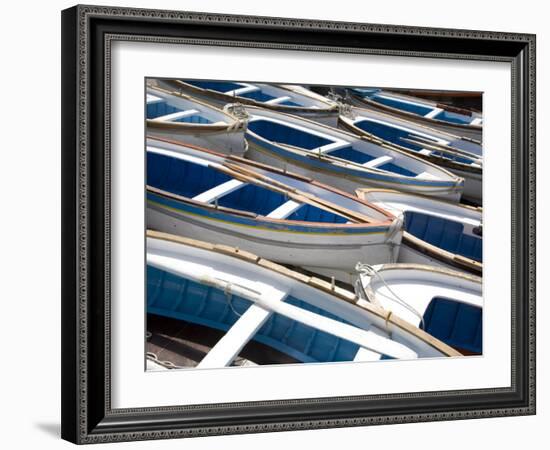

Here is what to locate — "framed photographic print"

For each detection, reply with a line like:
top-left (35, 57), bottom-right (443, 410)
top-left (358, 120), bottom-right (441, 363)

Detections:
top-left (61, 4), bottom-right (536, 444)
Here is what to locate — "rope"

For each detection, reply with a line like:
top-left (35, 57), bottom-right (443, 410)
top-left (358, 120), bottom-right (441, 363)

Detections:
top-left (355, 262), bottom-right (425, 329)
top-left (146, 352), bottom-right (183, 370)
top-left (224, 282), bottom-right (243, 318)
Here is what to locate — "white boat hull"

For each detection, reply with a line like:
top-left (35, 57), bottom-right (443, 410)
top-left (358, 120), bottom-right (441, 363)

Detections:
top-left (451, 167), bottom-right (482, 205)
top-left (147, 129), bottom-right (247, 157)
top-left (147, 205), bottom-right (400, 283)
top-left (247, 141), bottom-right (462, 202)
top-left (398, 243), bottom-right (458, 271)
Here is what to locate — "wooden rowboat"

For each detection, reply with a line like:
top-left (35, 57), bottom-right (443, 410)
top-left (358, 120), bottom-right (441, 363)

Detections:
top-left (156, 78), bottom-right (340, 126)
top-left (146, 137), bottom-right (403, 283)
top-left (238, 105), bottom-right (465, 202)
top-left (147, 231), bottom-right (459, 368)
top-left (357, 263), bottom-right (482, 355)
top-left (345, 88), bottom-right (482, 142)
top-left (146, 85), bottom-right (247, 155)
top-left (356, 189), bottom-right (482, 275)
top-left (339, 106), bottom-right (482, 205)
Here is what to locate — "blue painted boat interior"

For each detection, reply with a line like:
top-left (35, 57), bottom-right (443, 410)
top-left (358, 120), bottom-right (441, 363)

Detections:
top-left (148, 152), bottom-right (232, 198)
top-left (433, 110), bottom-right (473, 125)
top-left (278, 99), bottom-right (302, 107)
top-left (147, 265), bottom-right (386, 362)
top-left (239, 90), bottom-right (305, 107)
top-left (370, 95), bottom-right (434, 117)
top-left (421, 296), bottom-right (482, 354)
top-left (239, 90), bottom-right (277, 103)
top-left (248, 119), bottom-right (334, 150)
top-left (329, 147), bottom-right (375, 164)
top-left (184, 80), bottom-right (244, 93)
top-left (248, 119), bottom-right (418, 176)
top-left (147, 101), bottom-right (179, 119)
top-left (216, 183), bottom-right (348, 223)
top-left (355, 120), bottom-right (433, 152)
top-left (378, 162), bottom-right (417, 177)
top-left (354, 120), bottom-right (474, 165)
top-left (404, 211), bottom-right (482, 262)
top-left (147, 152), bottom-right (348, 223)
top-left (147, 99), bottom-right (212, 123)
top-left (172, 115), bottom-right (212, 124)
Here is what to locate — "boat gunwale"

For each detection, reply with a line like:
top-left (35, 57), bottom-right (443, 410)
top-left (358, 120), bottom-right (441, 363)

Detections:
top-left (362, 262), bottom-right (482, 289)
top-left (171, 79), bottom-right (340, 114)
top-left (356, 188), bottom-right (483, 213)
top-left (146, 185), bottom-right (394, 232)
top-left (146, 230), bottom-right (462, 357)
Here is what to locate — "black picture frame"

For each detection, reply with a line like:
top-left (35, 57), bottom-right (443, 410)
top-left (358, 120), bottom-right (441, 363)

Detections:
top-left (61, 4), bottom-right (536, 444)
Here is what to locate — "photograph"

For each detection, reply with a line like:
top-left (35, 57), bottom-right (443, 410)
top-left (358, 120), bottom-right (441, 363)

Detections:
top-left (58, 3), bottom-right (536, 444)
top-left (144, 78), bottom-right (484, 370)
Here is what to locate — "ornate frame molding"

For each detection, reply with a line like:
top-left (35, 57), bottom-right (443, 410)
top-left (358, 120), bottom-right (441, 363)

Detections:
top-left (61, 4), bottom-right (536, 444)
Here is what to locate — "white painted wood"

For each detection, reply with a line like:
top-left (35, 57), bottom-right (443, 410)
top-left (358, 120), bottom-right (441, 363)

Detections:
top-left (147, 236), bottom-right (449, 358)
top-left (424, 107), bottom-right (443, 118)
top-left (265, 96), bottom-right (292, 105)
top-left (360, 264), bottom-right (482, 328)
top-left (192, 179), bottom-right (245, 203)
top-left (151, 109), bottom-right (199, 122)
top-left (415, 171), bottom-right (439, 180)
top-left (418, 149), bottom-right (433, 156)
top-left (317, 141), bottom-right (351, 154)
top-left (254, 287), bottom-right (417, 359)
top-left (363, 155), bottom-right (393, 168)
top-left (147, 93), bottom-right (163, 104)
top-left (359, 189), bottom-right (481, 227)
top-left (147, 146), bottom-right (212, 167)
top-left (266, 200), bottom-right (303, 219)
top-left (226, 85), bottom-right (258, 96)
top-left (353, 347), bottom-right (383, 361)
top-left (197, 304), bottom-right (274, 368)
